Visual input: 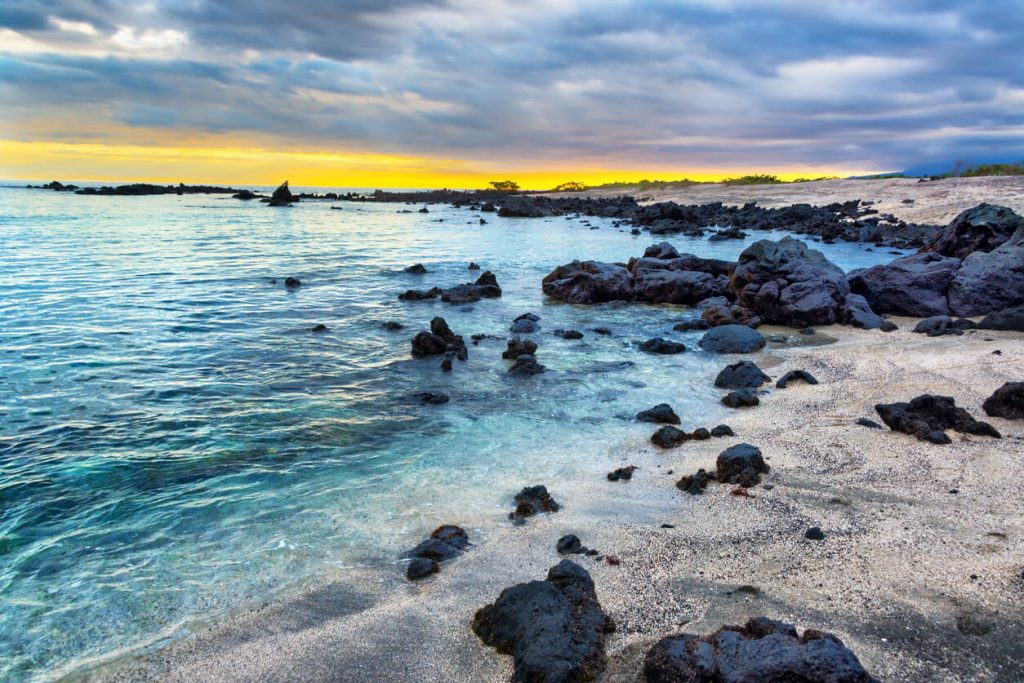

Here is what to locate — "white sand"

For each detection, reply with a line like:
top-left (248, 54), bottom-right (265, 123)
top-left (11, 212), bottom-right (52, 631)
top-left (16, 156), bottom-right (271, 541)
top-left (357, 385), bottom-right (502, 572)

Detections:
top-left (82, 324), bottom-right (1024, 683)
top-left (553, 175), bottom-right (1024, 226)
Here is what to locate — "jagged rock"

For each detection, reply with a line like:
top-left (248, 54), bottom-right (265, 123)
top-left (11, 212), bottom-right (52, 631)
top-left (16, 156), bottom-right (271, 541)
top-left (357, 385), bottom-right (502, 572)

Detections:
top-left (472, 560), bottom-right (615, 682)
top-left (651, 426), bottom-right (691, 448)
top-left (637, 404), bottom-right (681, 424)
top-left (631, 262), bottom-right (731, 305)
top-left (503, 336), bottom-right (538, 360)
top-left (776, 370), bottom-right (819, 388)
top-left (848, 252), bottom-right (961, 317)
top-left (676, 468), bottom-right (715, 495)
top-left (511, 485), bottom-right (560, 521)
top-left (468, 262), bottom-right (481, 269)
top-left (912, 316), bottom-right (977, 336)
top-left (947, 236), bottom-right (1024, 316)
top-left (508, 354), bottom-right (546, 376)
top-left (644, 617), bottom-right (877, 682)
top-left (722, 390), bottom-right (759, 408)
top-left (875, 394), bottom-right (1001, 444)
top-left (716, 443), bottom-right (769, 487)
top-left (978, 304), bottom-right (1024, 331)
top-left (542, 260), bottom-right (633, 303)
top-left (639, 337), bottom-right (686, 354)
top-left (730, 237), bottom-right (852, 327)
top-left (926, 203), bottom-right (1023, 259)
top-left (268, 180), bottom-right (298, 206)
top-left (983, 383), bottom-right (1024, 419)
top-left (411, 331), bottom-right (447, 357)
top-left (699, 325), bottom-right (767, 353)
top-left (714, 361), bottom-right (769, 389)
top-left (404, 263), bottom-right (428, 274)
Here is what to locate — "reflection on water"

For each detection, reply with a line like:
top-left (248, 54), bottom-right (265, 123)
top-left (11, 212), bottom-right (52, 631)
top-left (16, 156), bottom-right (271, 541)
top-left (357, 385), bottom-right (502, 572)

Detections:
top-left (0, 188), bottom-right (906, 678)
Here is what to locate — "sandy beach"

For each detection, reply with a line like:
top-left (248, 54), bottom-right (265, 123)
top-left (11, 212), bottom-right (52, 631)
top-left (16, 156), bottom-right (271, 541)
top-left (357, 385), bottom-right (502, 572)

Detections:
top-left (559, 176), bottom-right (1024, 227)
top-left (80, 321), bottom-right (1024, 683)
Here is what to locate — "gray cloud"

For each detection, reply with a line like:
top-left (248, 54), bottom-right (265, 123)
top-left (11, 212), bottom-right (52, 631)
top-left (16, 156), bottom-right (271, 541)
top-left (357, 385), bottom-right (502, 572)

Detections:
top-left (1, 0), bottom-right (1022, 172)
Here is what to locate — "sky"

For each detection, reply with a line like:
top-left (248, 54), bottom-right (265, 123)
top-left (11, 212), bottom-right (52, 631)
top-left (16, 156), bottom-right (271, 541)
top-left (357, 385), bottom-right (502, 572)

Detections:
top-left (1, 0), bottom-right (1022, 189)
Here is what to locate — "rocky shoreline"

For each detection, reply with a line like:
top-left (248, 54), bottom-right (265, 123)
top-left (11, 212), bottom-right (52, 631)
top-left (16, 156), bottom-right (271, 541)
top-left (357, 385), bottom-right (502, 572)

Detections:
top-left (78, 193), bottom-right (1024, 682)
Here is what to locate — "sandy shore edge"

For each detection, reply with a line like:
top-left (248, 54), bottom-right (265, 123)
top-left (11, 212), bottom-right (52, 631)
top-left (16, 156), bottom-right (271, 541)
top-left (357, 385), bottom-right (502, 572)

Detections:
top-left (76, 323), bottom-right (1024, 683)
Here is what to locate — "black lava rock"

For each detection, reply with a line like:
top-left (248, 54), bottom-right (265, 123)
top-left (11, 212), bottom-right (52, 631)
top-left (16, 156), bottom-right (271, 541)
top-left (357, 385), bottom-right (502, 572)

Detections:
top-left (716, 443), bottom-right (769, 487)
top-left (607, 466), bottom-right (638, 482)
top-left (406, 557), bottom-right (439, 580)
top-left (776, 370), bottom-right (819, 389)
top-left (404, 263), bottom-right (428, 274)
top-left (710, 424), bottom-right (735, 437)
top-left (982, 382), bottom-right (1024, 419)
top-left (651, 426), bottom-right (690, 449)
top-left (875, 394), bottom-right (1001, 444)
top-left (855, 417), bottom-right (883, 429)
top-left (554, 329), bottom-right (584, 340)
top-left (472, 560), bottom-right (616, 682)
top-left (512, 485), bottom-right (560, 521)
top-left (805, 526), bottom-right (826, 540)
top-left (284, 276), bottom-right (301, 288)
top-left (644, 617), bottom-right (877, 682)
top-left (714, 361), bottom-right (770, 389)
top-left (637, 403), bottom-right (681, 424)
top-left (698, 324), bottom-right (767, 354)
top-left (639, 337), bottom-right (687, 354)
top-left (676, 468), bottom-right (716, 495)
top-left (556, 534), bottom-right (584, 555)
top-left (412, 392), bottom-right (450, 405)
top-left (722, 390), bottom-right (759, 408)
top-left (508, 354), bottom-right (546, 377)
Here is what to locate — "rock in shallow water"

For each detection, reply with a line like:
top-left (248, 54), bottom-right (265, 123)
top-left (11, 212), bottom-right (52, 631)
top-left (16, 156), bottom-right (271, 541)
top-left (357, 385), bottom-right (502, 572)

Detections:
top-left (875, 394), bottom-right (1000, 444)
top-left (698, 324), bottom-right (766, 354)
top-left (472, 560), bottom-right (616, 683)
top-left (643, 616), bottom-right (877, 682)
top-left (404, 525), bottom-right (470, 581)
top-left (512, 485), bottom-right (560, 521)
top-left (639, 337), bottom-right (686, 354)
top-left (636, 403), bottom-right (680, 424)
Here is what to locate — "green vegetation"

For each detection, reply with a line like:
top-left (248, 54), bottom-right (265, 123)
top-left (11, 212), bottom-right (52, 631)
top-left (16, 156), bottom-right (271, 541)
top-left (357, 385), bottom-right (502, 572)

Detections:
top-left (489, 180), bottom-right (520, 191)
top-left (956, 162), bottom-right (1024, 177)
top-left (722, 174), bottom-right (783, 186)
top-left (585, 178), bottom-right (700, 191)
top-left (551, 181), bottom-right (588, 192)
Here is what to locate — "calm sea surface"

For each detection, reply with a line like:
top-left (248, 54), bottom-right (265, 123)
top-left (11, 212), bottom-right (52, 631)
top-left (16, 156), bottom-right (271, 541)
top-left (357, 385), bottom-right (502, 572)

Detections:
top-left (0, 185), bottom-right (905, 679)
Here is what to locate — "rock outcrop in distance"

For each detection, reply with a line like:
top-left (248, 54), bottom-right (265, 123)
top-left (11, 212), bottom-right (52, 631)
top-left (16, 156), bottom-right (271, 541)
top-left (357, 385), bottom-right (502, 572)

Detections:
top-left (850, 204), bottom-right (1024, 318)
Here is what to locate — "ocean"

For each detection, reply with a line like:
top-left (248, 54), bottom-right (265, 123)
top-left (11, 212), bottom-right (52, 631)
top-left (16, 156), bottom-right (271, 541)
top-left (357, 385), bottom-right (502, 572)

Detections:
top-left (0, 184), bottom-right (907, 679)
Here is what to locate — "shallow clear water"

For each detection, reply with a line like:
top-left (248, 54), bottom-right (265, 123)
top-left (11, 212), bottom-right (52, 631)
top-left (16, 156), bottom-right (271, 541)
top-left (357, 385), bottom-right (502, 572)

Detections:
top-left (0, 186), bottom-right (906, 679)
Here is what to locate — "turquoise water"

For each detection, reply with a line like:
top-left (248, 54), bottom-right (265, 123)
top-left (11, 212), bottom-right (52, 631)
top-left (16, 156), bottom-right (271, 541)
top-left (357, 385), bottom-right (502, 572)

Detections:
top-left (0, 186), bottom-right (905, 679)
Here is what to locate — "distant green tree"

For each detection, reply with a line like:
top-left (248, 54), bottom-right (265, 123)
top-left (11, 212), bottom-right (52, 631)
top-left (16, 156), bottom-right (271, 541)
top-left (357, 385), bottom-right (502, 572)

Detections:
top-left (552, 181), bottom-right (587, 192)
top-left (489, 180), bottom-right (520, 191)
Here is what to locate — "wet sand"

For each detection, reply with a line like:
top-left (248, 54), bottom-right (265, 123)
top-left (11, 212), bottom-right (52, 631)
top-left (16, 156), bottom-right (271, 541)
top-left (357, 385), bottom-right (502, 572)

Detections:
top-left (82, 324), bottom-right (1024, 682)
top-left (554, 176), bottom-right (1024, 226)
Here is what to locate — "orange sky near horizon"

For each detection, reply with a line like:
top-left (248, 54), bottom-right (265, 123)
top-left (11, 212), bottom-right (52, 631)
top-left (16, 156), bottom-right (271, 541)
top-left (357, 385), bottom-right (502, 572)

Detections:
top-left (0, 140), bottom-right (875, 190)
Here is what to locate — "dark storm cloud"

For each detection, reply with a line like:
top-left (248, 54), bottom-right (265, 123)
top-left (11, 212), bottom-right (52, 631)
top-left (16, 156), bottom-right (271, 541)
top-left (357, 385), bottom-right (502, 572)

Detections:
top-left (2, 0), bottom-right (1022, 170)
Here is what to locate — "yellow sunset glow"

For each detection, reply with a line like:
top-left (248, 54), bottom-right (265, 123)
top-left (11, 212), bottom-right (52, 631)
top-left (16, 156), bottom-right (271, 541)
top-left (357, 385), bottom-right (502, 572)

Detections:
top-left (0, 140), bottom-right (865, 190)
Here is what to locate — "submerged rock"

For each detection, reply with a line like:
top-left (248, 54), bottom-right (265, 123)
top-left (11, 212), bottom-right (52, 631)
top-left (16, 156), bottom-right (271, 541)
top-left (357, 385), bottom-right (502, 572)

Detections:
top-left (508, 354), bottom-right (546, 377)
top-left (875, 394), bottom-right (1001, 444)
top-left (472, 560), bottom-right (616, 682)
top-left (776, 370), bottom-right (819, 389)
top-left (637, 403), bottom-right (681, 424)
top-left (639, 337), bottom-right (686, 354)
top-left (503, 336), bottom-right (538, 360)
top-left (284, 276), bottom-right (302, 288)
top-left (644, 617), bottom-right (877, 682)
top-left (698, 325), bottom-right (766, 354)
top-left (714, 361), bottom-right (769, 389)
top-left (983, 382), bottom-right (1024, 419)
top-left (554, 329), bottom-right (584, 340)
top-left (412, 391), bottom-right (450, 405)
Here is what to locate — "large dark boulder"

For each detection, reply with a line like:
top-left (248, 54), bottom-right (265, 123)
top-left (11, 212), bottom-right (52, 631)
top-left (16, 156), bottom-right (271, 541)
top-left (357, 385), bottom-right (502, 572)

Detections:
top-left (848, 252), bottom-right (961, 317)
top-left (983, 382), bottom-right (1024, 419)
top-left (926, 203), bottom-right (1023, 259)
top-left (912, 316), bottom-right (976, 337)
top-left (947, 236), bottom-right (1024, 316)
top-left (542, 260), bottom-right (633, 303)
top-left (978, 304), bottom-right (1024, 331)
top-left (730, 237), bottom-right (851, 327)
top-left (644, 617), bottom-right (877, 682)
top-left (632, 265), bottom-right (731, 305)
top-left (411, 331), bottom-right (447, 357)
top-left (472, 560), bottom-right (615, 683)
top-left (714, 361), bottom-right (769, 389)
top-left (875, 395), bottom-right (1001, 444)
top-left (699, 324), bottom-right (766, 353)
